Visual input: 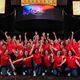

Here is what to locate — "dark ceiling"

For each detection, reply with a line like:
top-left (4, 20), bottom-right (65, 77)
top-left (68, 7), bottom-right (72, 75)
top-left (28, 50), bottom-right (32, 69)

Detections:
top-left (0, 0), bottom-right (80, 40)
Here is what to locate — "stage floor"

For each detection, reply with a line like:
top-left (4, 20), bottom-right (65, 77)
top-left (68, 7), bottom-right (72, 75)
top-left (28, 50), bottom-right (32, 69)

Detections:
top-left (0, 76), bottom-right (80, 80)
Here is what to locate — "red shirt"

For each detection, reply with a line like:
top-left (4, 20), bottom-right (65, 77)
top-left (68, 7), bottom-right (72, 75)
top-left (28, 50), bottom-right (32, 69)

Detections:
top-left (44, 54), bottom-right (50, 67)
top-left (33, 52), bottom-right (42, 64)
top-left (7, 41), bottom-right (17, 54)
top-left (1, 54), bottom-right (10, 66)
top-left (11, 42), bottom-right (17, 50)
top-left (76, 53), bottom-right (80, 63)
top-left (0, 45), bottom-right (4, 53)
top-left (0, 51), bottom-right (4, 65)
top-left (54, 43), bottom-right (61, 51)
top-left (53, 56), bottom-right (62, 68)
top-left (66, 42), bottom-right (72, 51)
top-left (24, 58), bottom-right (32, 68)
top-left (72, 42), bottom-right (78, 54)
top-left (66, 56), bottom-right (77, 69)
top-left (43, 44), bottom-right (50, 50)
top-left (16, 53), bottom-right (23, 60)
top-left (6, 41), bottom-right (13, 54)
top-left (17, 45), bottom-right (24, 52)
top-left (26, 47), bottom-right (32, 55)
top-left (14, 53), bottom-right (24, 64)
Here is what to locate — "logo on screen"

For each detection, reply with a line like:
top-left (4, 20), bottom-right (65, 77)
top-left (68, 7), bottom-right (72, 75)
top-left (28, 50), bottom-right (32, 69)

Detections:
top-left (23, 5), bottom-right (54, 15)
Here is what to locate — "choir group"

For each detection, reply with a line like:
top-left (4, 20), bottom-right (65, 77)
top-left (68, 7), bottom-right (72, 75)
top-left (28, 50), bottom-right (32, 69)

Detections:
top-left (0, 31), bottom-right (80, 76)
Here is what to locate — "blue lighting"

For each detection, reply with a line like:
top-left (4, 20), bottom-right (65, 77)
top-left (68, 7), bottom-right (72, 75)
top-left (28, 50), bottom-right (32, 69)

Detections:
top-left (23, 5), bottom-right (32, 15)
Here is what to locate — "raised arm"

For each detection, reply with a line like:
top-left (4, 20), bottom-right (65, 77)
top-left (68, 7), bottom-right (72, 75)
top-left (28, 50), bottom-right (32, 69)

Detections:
top-left (19, 35), bottom-right (22, 42)
top-left (71, 31), bottom-right (74, 41)
top-left (29, 44), bottom-right (35, 55)
top-left (24, 32), bottom-right (27, 41)
top-left (4, 32), bottom-right (10, 40)
top-left (53, 32), bottom-right (57, 40)
top-left (39, 40), bottom-right (43, 52)
top-left (47, 33), bottom-right (50, 40)
top-left (33, 31), bottom-right (39, 41)
top-left (42, 32), bottom-right (46, 40)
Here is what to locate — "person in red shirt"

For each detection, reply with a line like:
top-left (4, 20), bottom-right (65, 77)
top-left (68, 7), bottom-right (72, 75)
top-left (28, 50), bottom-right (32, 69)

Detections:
top-left (51, 51), bottom-right (63, 76)
top-left (26, 44), bottom-right (42, 76)
top-left (23, 50), bottom-right (32, 75)
top-left (4, 32), bottom-right (13, 54)
top-left (54, 40), bottom-right (61, 51)
top-left (61, 48), bottom-right (68, 75)
top-left (6, 40), bottom-right (13, 54)
top-left (33, 31), bottom-right (39, 42)
top-left (9, 36), bottom-right (17, 61)
top-left (72, 39), bottom-right (78, 53)
top-left (33, 48), bottom-right (42, 76)
top-left (75, 47), bottom-right (80, 75)
top-left (11, 36), bottom-right (17, 50)
top-left (13, 50), bottom-right (24, 75)
top-left (59, 50), bottom-right (80, 76)
top-left (43, 50), bottom-right (52, 75)
top-left (25, 42), bottom-right (33, 55)
top-left (65, 39), bottom-right (72, 51)
top-left (0, 46), bottom-right (4, 75)
top-left (4, 32), bottom-right (17, 61)
top-left (1, 49), bottom-right (15, 76)
top-left (42, 40), bottom-right (50, 51)
top-left (17, 42), bottom-right (25, 52)
top-left (0, 40), bottom-right (4, 53)
top-left (0, 40), bottom-right (4, 69)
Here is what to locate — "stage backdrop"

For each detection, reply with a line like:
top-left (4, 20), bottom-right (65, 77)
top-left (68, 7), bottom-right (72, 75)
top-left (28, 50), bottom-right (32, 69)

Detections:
top-left (15, 5), bottom-right (63, 21)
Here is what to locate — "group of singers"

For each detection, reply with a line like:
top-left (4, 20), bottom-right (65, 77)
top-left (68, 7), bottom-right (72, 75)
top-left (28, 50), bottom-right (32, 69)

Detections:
top-left (0, 31), bottom-right (80, 76)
